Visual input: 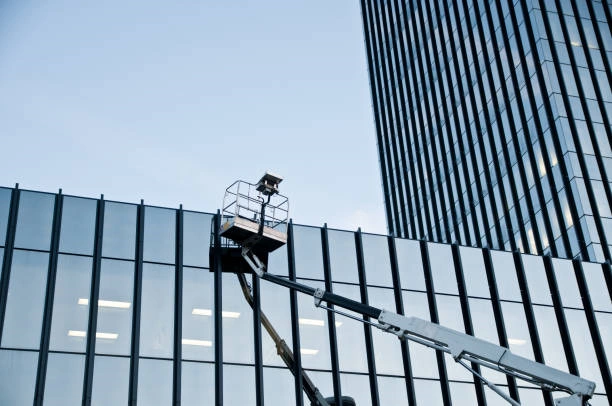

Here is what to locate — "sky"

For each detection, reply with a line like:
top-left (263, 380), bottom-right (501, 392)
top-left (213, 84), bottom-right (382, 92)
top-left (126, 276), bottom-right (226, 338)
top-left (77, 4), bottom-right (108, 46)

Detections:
top-left (0, 1), bottom-right (386, 234)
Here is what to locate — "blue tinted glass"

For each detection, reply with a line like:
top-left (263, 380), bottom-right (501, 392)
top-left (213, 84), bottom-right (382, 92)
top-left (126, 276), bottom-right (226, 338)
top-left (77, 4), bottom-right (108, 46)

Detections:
top-left (0, 350), bottom-right (38, 405)
top-left (491, 251), bottom-right (521, 301)
top-left (102, 202), bottom-right (136, 259)
top-left (143, 206), bottom-right (175, 264)
top-left (0, 248), bottom-right (3, 280)
top-left (261, 278), bottom-right (292, 367)
top-left (552, 258), bottom-right (583, 309)
top-left (91, 356), bottom-right (129, 405)
top-left (501, 301), bottom-right (534, 360)
top-left (182, 267), bottom-right (214, 361)
top-left (459, 246), bottom-right (490, 298)
top-left (564, 309), bottom-right (604, 390)
top-left (0, 188), bottom-right (11, 246)
top-left (43, 353), bottom-right (85, 405)
top-left (533, 305), bottom-right (568, 372)
top-left (222, 273), bottom-right (254, 364)
top-left (137, 359), bottom-right (173, 404)
top-left (362, 233), bottom-right (392, 287)
top-left (428, 243), bottom-right (458, 294)
top-left (582, 263), bottom-right (612, 312)
top-left (521, 254), bottom-right (552, 305)
top-left (14, 191), bottom-right (55, 250)
top-left (368, 287), bottom-right (403, 375)
top-left (59, 196), bottom-right (97, 255)
top-left (183, 211), bottom-right (212, 268)
top-left (139, 263), bottom-right (174, 358)
top-left (2, 250), bottom-right (49, 349)
top-left (333, 283), bottom-right (368, 373)
top-left (297, 278), bottom-right (331, 370)
top-left (327, 230), bottom-right (359, 284)
top-left (436, 294), bottom-right (472, 382)
top-left (293, 226), bottom-right (324, 280)
top-left (181, 361), bottom-right (214, 406)
top-left (395, 238), bottom-right (426, 291)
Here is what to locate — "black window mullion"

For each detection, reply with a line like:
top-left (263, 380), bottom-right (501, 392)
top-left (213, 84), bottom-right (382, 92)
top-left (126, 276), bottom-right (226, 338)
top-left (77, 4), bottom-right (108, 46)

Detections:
top-left (212, 211), bottom-right (223, 406)
top-left (585, 1), bottom-right (612, 107)
top-left (172, 206), bottom-right (183, 406)
top-left (252, 274), bottom-right (264, 406)
top-left (286, 221), bottom-right (304, 406)
top-left (0, 184), bottom-right (20, 342)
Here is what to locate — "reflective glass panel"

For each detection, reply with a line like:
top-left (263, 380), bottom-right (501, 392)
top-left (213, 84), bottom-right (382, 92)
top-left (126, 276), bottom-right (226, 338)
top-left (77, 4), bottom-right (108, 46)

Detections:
top-left (402, 291), bottom-right (438, 379)
top-left (266, 243), bottom-right (287, 276)
top-left (501, 301), bottom-right (534, 360)
top-left (43, 353), bottom-right (85, 406)
top-left (395, 238), bottom-right (426, 291)
top-left (595, 312), bottom-right (611, 368)
top-left (450, 382), bottom-right (477, 404)
top-left (414, 378), bottom-right (444, 405)
top-left (491, 251), bottom-right (521, 301)
top-left (293, 226), bottom-right (324, 280)
top-left (0, 248), bottom-right (3, 280)
top-left (49, 255), bottom-right (92, 352)
top-left (518, 387), bottom-right (547, 405)
top-left (14, 191), bottom-right (55, 250)
top-left (298, 278), bottom-right (331, 370)
top-left (137, 358), bottom-right (173, 405)
top-left (564, 309), bottom-right (604, 390)
top-left (303, 370), bottom-right (333, 400)
top-left (469, 298), bottom-right (506, 384)
top-left (222, 273), bottom-right (254, 364)
top-left (59, 196), bottom-right (97, 255)
top-left (95, 259), bottom-right (134, 355)
top-left (484, 385), bottom-right (512, 406)
top-left (533, 305), bottom-right (568, 372)
top-left (333, 283), bottom-right (368, 373)
top-left (143, 206), bottom-right (175, 264)
top-left (436, 294), bottom-right (472, 381)
top-left (102, 202), bottom-right (136, 260)
top-left (522, 254), bottom-right (552, 305)
top-left (223, 364), bottom-right (255, 405)
top-left (362, 233), bottom-right (392, 287)
top-left (368, 287), bottom-right (403, 375)
top-left (182, 211), bottom-right (212, 268)
top-left (181, 361), bottom-right (214, 406)
top-left (582, 263), bottom-right (612, 312)
top-left (0, 187), bottom-right (11, 246)
top-left (264, 367), bottom-right (295, 404)
top-left (182, 267), bottom-right (214, 361)
top-left (91, 356), bottom-right (130, 406)
top-left (340, 373), bottom-right (371, 406)
top-left (460, 246), bottom-right (490, 297)
top-left (0, 350), bottom-right (38, 405)
top-left (261, 277), bottom-right (292, 367)
top-left (140, 263), bottom-right (174, 358)
top-left (428, 243), bottom-right (458, 294)
top-left (552, 258), bottom-right (582, 308)
top-left (2, 250), bottom-right (48, 349)
top-left (327, 230), bottom-right (359, 283)
top-left (378, 375), bottom-right (408, 406)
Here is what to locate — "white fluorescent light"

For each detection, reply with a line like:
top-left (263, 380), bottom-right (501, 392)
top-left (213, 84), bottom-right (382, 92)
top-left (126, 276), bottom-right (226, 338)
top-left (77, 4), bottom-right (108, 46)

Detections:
top-left (192, 308), bottom-right (212, 316)
top-left (78, 298), bottom-right (131, 309)
top-left (335, 321), bottom-right (343, 327)
top-left (67, 330), bottom-right (118, 340)
top-left (182, 338), bottom-right (213, 347)
top-left (222, 311), bottom-right (240, 318)
top-left (300, 348), bottom-right (319, 355)
top-left (508, 338), bottom-right (526, 346)
top-left (299, 318), bottom-right (324, 327)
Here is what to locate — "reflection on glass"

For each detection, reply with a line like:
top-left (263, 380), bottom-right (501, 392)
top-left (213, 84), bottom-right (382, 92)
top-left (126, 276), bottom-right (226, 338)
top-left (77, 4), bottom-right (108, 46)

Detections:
top-left (143, 207), bottom-right (175, 264)
top-left (182, 361), bottom-right (214, 406)
top-left (521, 255), bottom-right (552, 305)
top-left (102, 202), bottom-right (136, 259)
top-left (395, 238), bottom-right (426, 291)
top-left (368, 287), bottom-right (403, 375)
top-left (140, 263), bottom-right (174, 358)
top-left (2, 250), bottom-right (48, 349)
top-left (223, 273), bottom-right (253, 363)
top-left (564, 309), bottom-right (604, 390)
top-left (183, 211), bottom-right (212, 268)
top-left (501, 302), bottom-right (534, 360)
top-left (414, 378), bottom-right (444, 405)
top-left (264, 367), bottom-right (295, 404)
top-left (436, 294), bottom-right (472, 381)
top-left (91, 356), bottom-right (129, 405)
top-left (223, 364), bottom-right (255, 405)
top-left (0, 248), bottom-right (3, 280)
top-left (402, 291), bottom-right (439, 379)
top-left (491, 251), bottom-right (521, 301)
top-left (583, 263), bottom-right (612, 312)
top-left (378, 375), bottom-right (408, 406)
top-left (182, 267), bottom-right (214, 361)
top-left (43, 353), bottom-right (85, 405)
top-left (340, 373), bottom-right (371, 406)
top-left (518, 387), bottom-right (546, 405)
top-left (267, 244), bottom-right (288, 276)
top-left (449, 382), bottom-right (477, 404)
top-left (293, 226), bottom-right (324, 280)
top-left (428, 243), bottom-right (458, 294)
top-left (552, 258), bottom-right (583, 309)
top-left (95, 259), bottom-right (134, 355)
top-left (137, 358), bottom-right (173, 405)
top-left (303, 370), bottom-right (333, 400)
top-left (327, 230), bottom-right (359, 283)
top-left (484, 385), bottom-right (512, 406)
top-left (298, 279), bottom-right (331, 370)
top-left (261, 278), bottom-right (292, 367)
top-left (469, 298), bottom-right (506, 384)
top-left (0, 188), bottom-right (11, 246)
top-left (14, 191), bottom-right (55, 251)
top-left (595, 312), bottom-right (611, 368)
top-left (49, 255), bottom-right (92, 352)
top-left (0, 350), bottom-right (38, 405)
top-left (333, 283), bottom-right (368, 373)
top-left (59, 196), bottom-right (97, 255)
top-left (459, 246), bottom-right (490, 297)
top-left (533, 305), bottom-right (568, 372)
top-left (362, 233), bottom-right (392, 287)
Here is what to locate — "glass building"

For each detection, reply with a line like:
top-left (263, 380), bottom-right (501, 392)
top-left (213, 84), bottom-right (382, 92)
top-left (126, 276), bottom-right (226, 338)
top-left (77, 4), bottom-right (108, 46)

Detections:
top-left (361, 0), bottom-right (612, 262)
top-left (0, 185), bottom-right (610, 405)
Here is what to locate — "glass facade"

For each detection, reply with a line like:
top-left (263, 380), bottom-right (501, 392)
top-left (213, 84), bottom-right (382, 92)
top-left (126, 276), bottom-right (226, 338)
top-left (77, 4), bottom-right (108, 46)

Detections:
top-left (362, 0), bottom-right (612, 263)
top-left (0, 186), bottom-right (609, 404)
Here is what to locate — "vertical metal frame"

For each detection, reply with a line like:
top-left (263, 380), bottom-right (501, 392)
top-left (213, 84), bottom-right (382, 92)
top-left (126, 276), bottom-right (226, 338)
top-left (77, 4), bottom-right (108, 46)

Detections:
top-left (82, 196), bottom-right (105, 406)
top-left (212, 211), bottom-right (223, 406)
top-left (354, 229), bottom-right (380, 406)
top-left (252, 274), bottom-right (264, 406)
top-left (173, 205), bottom-right (183, 406)
top-left (33, 190), bottom-right (63, 405)
top-left (386, 236), bottom-right (416, 405)
top-left (128, 201), bottom-right (145, 406)
top-left (286, 221), bottom-right (304, 405)
top-left (419, 240), bottom-right (452, 405)
top-left (320, 224), bottom-right (342, 405)
top-left (0, 184), bottom-right (20, 342)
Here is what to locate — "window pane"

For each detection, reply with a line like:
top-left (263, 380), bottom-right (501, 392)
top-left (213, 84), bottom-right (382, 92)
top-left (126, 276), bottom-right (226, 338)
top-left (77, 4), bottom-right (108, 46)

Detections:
top-left (583, 263), bottom-right (612, 312)
top-left (0, 349), bottom-right (38, 405)
top-left (266, 243), bottom-right (288, 276)
top-left (491, 251), bottom-right (521, 301)
top-left (501, 301), bottom-right (534, 360)
top-left (293, 226), bottom-right (324, 280)
top-left (0, 188), bottom-right (11, 246)
top-left (59, 196), bottom-right (97, 255)
top-left (261, 277), bottom-right (292, 367)
top-left (450, 382), bottom-right (477, 404)
top-left (298, 279), bottom-right (331, 370)
top-left (552, 258), bottom-right (582, 308)
top-left (533, 305), bottom-right (568, 372)
top-left (522, 254), bottom-right (552, 305)
top-left (363, 234), bottom-right (392, 287)
top-left (368, 287), bottom-right (403, 375)
top-left (595, 312), bottom-right (611, 370)
top-left (102, 202), bottom-right (136, 259)
top-left (183, 211), bottom-right (212, 268)
top-left (395, 238), bottom-right (426, 291)
top-left (327, 230), bottom-right (358, 284)
top-left (14, 191), bottom-right (55, 250)
top-left (378, 375), bottom-right (408, 406)
top-left (402, 291), bottom-right (438, 379)
top-left (304, 370), bottom-right (333, 400)
top-left (137, 358), bottom-right (173, 405)
top-left (140, 263), bottom-right (174, 358)
top-left (264, 367), bottom-right (295, 404)
top-left (0, 248), bottom-right (3, 280)
top-left (181, 361), bottom-right (214, 406)
top-left (436, 294), bottom-right (472, 381)
top-left (340, 373), bottom-right (371, 406)
top-left (469, 298), bottom-right (506, 384)
top-left (2, 250), bottom-right (48, 349)
top-left (182, 267), bottom-right (214, 361)
top-left (460, 246), bottom-right (490, 297)
top-left (143, 207), bottom-right (175, 264)
top-left (223, 273), bottom-right (253, 364)
top-left (95, 259), bottom-right (134, 355)
top-left (49, 255), bottom-right (92, 352)
top-left (428, 243), bottom-right (458, 294)
top-left (333, 283), bottom-right (368, 373)
top-left (91, 356), bottom-right (130, 406)
top-left (414, 378), bottom-right (444, 405)
top-left (564, 309), bottom-right (604, 390)
top-left (223, 364), bottom-right (255, 405)
top-left (43, 353), bottom-right (85, 406)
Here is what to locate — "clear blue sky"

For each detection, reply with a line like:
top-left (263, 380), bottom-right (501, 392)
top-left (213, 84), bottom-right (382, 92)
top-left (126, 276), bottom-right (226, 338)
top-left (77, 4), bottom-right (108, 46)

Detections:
top-left (0, 1), bottom-right (386, 233)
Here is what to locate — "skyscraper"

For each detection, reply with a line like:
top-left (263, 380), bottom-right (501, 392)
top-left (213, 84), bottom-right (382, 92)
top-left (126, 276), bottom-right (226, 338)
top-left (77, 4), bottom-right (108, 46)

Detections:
top-left (361, 0), bottom-right (612, 262)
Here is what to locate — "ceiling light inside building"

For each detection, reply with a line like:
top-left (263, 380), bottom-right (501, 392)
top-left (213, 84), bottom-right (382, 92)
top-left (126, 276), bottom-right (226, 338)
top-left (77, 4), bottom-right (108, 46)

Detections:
top-left (508, 338), bottom-right (526, 345)
top-left (300, 348), bottom-right (319, 355)
top-left (78, 298), bottom-right (131, 309)
top-left (68, 330), bottom-right (118, 340)
top-left (182, 338), bottom-right (213, 347)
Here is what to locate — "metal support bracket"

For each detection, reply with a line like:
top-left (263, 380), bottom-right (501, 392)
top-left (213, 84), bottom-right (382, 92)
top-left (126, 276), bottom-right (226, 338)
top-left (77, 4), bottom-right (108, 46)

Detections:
top-left (241, 247), bottom-right (266, 277)
top-left (313, 289), bottom-right (325, 308)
